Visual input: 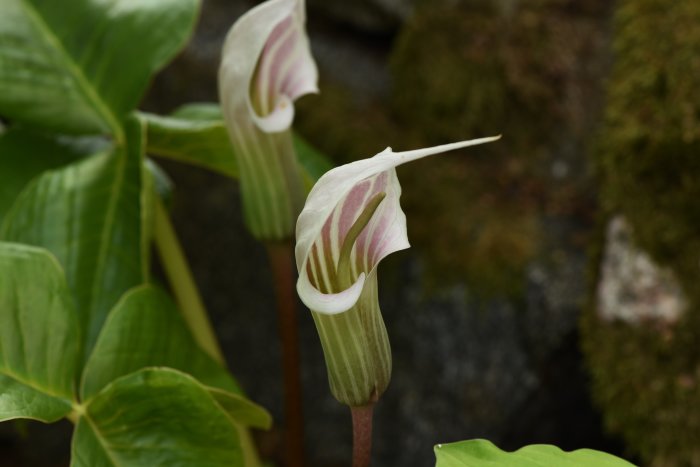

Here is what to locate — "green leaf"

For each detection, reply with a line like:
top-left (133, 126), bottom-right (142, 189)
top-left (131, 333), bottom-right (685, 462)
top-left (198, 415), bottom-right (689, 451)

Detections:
top-left (81, 285), bottom-right (271, 429)
top-left (0, 0), bottom-right (198, 137)
top-left (145, 159), bottom-right (174, 204)
top-left (140, 111), bottom-right (239, 178)
top-left (72, 368), bottom-right (243, 467)
top-left (0, 375), bottom-right (72, 423)
top-left (171, 102), bottom-right (225, 121)
top-left (293, 132), bottom-right (334, 191)
top-left (0, 128), bottom-right (91, 224)
top-left (81, 285), bottom-right (241, 400)
top-left (1, 118), bottom-right (149, 365)
top-left (0, 242), bottom-right (79, 421)
top-left (434, 440), bottom-right (637, 467)
top-left (143, 103), bottom-right (335, 185)
top-left (209, 388), bottom-right (272, 430)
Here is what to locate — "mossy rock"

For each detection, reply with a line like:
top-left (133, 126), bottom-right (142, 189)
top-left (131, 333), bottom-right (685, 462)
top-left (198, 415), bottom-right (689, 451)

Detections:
top-left (388, 1), bottom-right (604, 293)
top-left (583, 0), bottom-right (700, 464)
top-left (390, 0), bottom-right (604, 149)
top-left (582, 223), bottom-right (700, 465)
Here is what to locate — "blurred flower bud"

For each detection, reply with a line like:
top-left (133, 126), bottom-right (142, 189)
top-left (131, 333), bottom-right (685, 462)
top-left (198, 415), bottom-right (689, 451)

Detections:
top-left (219, 0), bottom-right (318, 241)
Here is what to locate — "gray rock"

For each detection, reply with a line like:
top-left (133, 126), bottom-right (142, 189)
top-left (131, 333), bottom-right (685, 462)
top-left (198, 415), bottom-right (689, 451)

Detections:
top-left (597, 216), bottom-right (686, 324)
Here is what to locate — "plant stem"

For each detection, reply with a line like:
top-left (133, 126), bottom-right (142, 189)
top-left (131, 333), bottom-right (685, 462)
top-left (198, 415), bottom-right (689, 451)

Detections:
top-left (153, 197), bottom-right (263, 467)
top-left (266, 242), bottom-right (305, 467)
top-left (153, 197), bottom-right (224, 363)
top-left (351, 404), bottom-right (375, 467)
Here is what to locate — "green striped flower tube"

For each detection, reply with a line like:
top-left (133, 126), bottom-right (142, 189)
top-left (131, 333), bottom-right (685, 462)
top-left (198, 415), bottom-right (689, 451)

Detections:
top-left (219, 0), bottom-right (318, 241)
top-left (295, 137), bottom-right (500, 407)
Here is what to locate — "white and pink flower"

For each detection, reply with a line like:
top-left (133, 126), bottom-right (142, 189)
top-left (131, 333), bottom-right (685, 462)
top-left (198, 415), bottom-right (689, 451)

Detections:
top-left (295, 138), bottom-right (500, 406)
top-left (219, 0), bottom-right (318, 240)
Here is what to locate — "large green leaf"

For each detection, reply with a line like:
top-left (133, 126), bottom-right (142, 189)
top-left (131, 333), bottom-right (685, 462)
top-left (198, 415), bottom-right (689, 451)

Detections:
top-left (209, 388), bottom-right (272, 430)
top-left (0, 127), bottom-right (109, 224)
top-left (80, 285), bottom-right (271, 429)
top-left (81, 285), bottom-right (241, 400)
top-left (72, 368), bottom-right (243, 467)
top-left (434, 440), bottom-right (636, 467)
top-left (171, 102), bottom-right (225, 121)
top-left (0, 242), bottom-right (79, 421)
top-left (0, 375), bottom-right (72, 423)
top-left (1, 118), bottom-right (149, 364)
top-left (142, 103), bottom-right (334, 186)
top-left (140, 111), bottom-right (238, 178)
top-left (0, 0), bottom-right (198, 137)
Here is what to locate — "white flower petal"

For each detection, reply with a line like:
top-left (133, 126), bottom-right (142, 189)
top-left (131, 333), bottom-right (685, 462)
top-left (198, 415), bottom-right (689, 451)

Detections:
top-left (252, 94), bottom-right (295, 133)
top-left (295, 137), bottom-right (501, 273)
top-left (219, 0), bottom-right (318, 135)
top-left (297, 271), bottom-right (367, 315)
top-left (219, 0), bottom-right (296, 129)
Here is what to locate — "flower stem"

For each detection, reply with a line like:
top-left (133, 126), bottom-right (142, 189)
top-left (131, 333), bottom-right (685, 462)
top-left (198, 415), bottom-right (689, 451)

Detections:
top-left (153, 197), bottom-right (224, 363)
top-left (266, 242), bottom-right (305, 467)
top-left (153, 197), bottom-right (263, 467)
top-left (351, 404), bottom-right (375, 467)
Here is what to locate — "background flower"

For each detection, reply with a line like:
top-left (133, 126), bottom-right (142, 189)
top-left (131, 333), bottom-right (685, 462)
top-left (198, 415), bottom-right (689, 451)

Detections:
top-left (219, 0), bottom-right (317, 241)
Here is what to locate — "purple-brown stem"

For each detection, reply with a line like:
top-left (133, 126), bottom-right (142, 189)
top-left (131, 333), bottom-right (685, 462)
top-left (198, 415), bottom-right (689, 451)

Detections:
top-left (266, 242), bottom-right (305, 467)
top-left (351, 404), bottom-right (375, 467)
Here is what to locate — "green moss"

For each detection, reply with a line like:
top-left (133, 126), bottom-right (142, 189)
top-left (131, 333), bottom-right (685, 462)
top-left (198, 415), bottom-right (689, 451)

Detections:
top-left (581, 254), bottom-right (700, 465)
top-left (388, 1), bottom-right (602, 294)
top-left (582, 0), bottom-right (700, 464)
top-left (390, 0), bottom-right (602, 149)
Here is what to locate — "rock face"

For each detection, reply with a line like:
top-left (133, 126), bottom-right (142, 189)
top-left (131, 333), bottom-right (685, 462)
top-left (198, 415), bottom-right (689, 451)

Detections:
top-left (597, 216), bottom-right (686, 324)
top-left (581, 0), bottom-right (700, 465)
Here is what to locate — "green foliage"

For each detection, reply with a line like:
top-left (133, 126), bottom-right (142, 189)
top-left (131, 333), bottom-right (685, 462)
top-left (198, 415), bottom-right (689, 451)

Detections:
top-left (0, 242), bottom-right (79, 415)
top-left (72, 369), bottom-right (244, 467)
top-left (0, 0), bottom-right (198, 137)
top-left (434, 440), bottom-right (635, 466)
top-left (0, 375), bottom-right (73, 423)
top-left (81, 285), bottom-right (242, 400)
top-left (0, 128), bottom-right (92, 224)
top-left (0, 0), bottom-right (268, 463)
top-left (142, 103), bottom-right (334, 190)
top-left (583, 0), bottom-right (700, 465)
top-left (1, 117), bottom-right (149, 365)
top-left (80, 284), bottom-right (272, 430)
top-left (293, 131), bottom-right (334, 191)
top-left (140, 110), bottom-right (239, 178)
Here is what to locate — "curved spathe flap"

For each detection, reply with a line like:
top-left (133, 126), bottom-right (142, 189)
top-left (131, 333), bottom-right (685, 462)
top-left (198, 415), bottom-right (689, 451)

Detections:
top-left (297, 270), bottom-right (367, 314)
top-left (219, 0), bottom-right (318, 135)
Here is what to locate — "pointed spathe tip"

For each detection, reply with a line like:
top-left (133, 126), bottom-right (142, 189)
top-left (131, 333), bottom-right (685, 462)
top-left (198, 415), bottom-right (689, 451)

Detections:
top-left (390, 134), bottom-right (502, 161)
